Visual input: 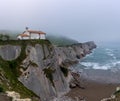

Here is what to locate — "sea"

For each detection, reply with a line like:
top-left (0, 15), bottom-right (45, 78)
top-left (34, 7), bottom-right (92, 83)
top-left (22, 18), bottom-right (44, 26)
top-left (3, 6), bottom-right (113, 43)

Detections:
top-left (80, 45), bottom-right (120, 70)
top-left (72, 43), bottom-right (120, 83)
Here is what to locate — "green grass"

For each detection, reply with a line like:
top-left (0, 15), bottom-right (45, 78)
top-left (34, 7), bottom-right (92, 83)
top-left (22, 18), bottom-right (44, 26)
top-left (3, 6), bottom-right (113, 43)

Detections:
top-left (0, 30), bottom-right (78, 46)
top-left (0, 39), bottom-right (50, 46)
top-left (0, 54), bottom-right (38, 99)
top-left (114, 90), bottom-right (120, 95)
top-left (0, 39), bottom-right (51, 99)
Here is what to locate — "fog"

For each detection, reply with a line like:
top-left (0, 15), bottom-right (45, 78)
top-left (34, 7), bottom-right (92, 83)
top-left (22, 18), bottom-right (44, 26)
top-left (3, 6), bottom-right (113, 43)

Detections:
top-left (0, 0), bottom-right (120, 43)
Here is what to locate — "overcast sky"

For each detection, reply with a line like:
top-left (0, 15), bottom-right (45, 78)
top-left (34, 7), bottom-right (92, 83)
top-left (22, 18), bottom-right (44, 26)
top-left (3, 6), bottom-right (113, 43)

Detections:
top-left (0, 0), bottom-right (120, 43)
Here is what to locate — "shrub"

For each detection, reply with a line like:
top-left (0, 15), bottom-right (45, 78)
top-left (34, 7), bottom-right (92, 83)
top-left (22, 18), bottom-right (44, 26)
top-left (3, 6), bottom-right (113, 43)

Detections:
top-left (0, 86), bottom-right (4, 92)
top-left (60, 66), bottom-right (69, 77)
top-left (0, 34), bottom-right (10, 41)
top-left (43, 67), bottom-right (55, 87)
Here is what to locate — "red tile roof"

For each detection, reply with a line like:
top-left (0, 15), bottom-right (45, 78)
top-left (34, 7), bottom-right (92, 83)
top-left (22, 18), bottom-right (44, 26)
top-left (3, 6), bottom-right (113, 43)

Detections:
top-left (20, 34), bottom-right (30, 37)
top-left (27, 30), bottom-right (46, 34)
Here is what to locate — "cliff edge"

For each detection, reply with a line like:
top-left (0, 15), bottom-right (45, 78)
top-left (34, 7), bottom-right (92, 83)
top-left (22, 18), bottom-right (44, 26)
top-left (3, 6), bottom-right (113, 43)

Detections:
top-left (0, 40), bottom-right (96, 101)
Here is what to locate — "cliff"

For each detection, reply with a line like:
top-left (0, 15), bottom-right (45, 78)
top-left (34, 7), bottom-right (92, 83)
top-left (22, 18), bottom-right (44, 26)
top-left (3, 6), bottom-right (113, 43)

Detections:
top-left (0, 40), bottom-right (96, 101)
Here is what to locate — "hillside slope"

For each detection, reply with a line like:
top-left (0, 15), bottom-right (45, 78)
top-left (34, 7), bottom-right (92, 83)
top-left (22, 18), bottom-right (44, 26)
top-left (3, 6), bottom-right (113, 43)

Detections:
top-left (0, 39), bottom-right (96, 101)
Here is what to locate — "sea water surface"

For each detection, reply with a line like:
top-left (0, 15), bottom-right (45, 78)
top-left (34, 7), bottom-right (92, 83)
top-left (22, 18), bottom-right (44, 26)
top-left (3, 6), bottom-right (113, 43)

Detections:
top-left (73, 44), bottom-right (120, 83)
top-left (80, 45), bottom-right (120, 70)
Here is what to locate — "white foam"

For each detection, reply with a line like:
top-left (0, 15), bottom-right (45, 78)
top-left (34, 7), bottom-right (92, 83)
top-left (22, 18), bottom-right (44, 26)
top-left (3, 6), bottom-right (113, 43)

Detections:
top-left (80, 60), bottom-right (120, 70)
top-left (105, 48), bottom-right (113, 52)
top-left (80, 62), bottom-right (96, 67)
top-left (80, 62), bottom-right (110, 70)
top-left (112, 61), bottom-right (120, 67)
top-left (105, 48), bottom-right (116, 60)
top-left (79, 48), bottom-right (120, 70)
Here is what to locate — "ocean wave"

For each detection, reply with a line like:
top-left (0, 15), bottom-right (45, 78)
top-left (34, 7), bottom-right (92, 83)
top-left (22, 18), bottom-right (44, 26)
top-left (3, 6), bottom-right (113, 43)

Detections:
top-left (112, 61), bottom-right (120, 67)
top-left (79, 47), bottom-right (120, 71)
top-left (80, 60), bottom-right (120, 70)
top-left (80, 62), bottom-right (110, 70)
top-left (105, 48), bottom-right (116, 60)
top-left (105, 48), bottom-right (113, 52)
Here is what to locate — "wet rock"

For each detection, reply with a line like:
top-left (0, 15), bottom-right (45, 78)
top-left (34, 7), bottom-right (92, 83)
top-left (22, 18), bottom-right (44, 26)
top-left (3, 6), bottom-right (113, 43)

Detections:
top-left (69, 82), bottom-right (76, 88)
top-left (70, 72), bottom-right (85, 89)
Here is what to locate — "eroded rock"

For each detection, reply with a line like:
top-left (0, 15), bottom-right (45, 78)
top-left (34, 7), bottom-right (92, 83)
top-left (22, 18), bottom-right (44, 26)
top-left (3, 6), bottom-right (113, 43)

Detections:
top-left (0, 45), bottom-right (21, 60)
top-left (0, 41), bottom-right (96, 101)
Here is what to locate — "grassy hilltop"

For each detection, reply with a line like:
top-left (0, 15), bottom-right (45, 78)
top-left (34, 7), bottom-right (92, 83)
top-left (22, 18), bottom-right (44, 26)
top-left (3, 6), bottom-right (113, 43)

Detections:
top-left (0, 30), bottom-right (78, 46)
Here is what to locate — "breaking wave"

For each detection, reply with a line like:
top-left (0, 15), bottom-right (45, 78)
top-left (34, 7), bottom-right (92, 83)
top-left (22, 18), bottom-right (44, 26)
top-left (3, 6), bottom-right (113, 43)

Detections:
top-left (80, 61), bottom-right (120, 70)
top-left (79, 46), bottom-right (120, 70)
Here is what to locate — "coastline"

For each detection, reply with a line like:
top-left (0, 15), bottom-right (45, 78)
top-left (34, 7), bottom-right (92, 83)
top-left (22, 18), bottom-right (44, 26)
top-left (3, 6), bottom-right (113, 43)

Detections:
top-left (66, 69), bottom-right (120, 101)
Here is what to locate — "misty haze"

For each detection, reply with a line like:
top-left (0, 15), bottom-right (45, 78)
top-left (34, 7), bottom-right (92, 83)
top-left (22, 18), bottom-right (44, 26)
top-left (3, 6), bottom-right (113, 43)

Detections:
top-left (0, 0), bottom-right (120, 101)
top-left (0, 0), bottom-right (120, 43)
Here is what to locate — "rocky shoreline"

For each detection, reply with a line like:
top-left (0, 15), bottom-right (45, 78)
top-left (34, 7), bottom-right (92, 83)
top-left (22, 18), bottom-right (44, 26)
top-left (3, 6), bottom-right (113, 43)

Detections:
top-left (0, 40), bottom-right (97, 101)
top-left (65, 68), bottom-right (120, 101)
top-left (1, 40), bottom-right (119, 101)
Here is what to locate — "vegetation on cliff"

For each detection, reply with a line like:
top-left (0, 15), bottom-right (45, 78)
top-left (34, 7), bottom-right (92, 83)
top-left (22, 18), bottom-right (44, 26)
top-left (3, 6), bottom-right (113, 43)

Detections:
top-left (111, 89), bottom-right (120, 101)
top-left (0, 30), bottom-right (78, 46)
top-left (43, 67), bottom-right (56, 87)
top-left (60, 66), bottom-right (69, 77)
top-left (0, 39), bottom-right (51, 100)
top-left (0, 31), bottom-right (97, 101)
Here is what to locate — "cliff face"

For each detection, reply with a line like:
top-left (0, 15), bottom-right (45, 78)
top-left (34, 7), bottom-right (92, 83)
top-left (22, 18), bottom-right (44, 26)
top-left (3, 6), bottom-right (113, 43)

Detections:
top-left (0, 40), bottom-right (96, 101)
top-left (56, 41), bottom-right (96, 67)
top-left (0, 45), bottom-right (21, 60)
top-left (18, 44), bottom-right (69, 101)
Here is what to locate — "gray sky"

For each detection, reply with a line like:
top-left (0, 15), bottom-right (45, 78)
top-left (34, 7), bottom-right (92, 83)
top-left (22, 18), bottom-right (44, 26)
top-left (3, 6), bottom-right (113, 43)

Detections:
top-left (0, 0), bottom-right (120, 43)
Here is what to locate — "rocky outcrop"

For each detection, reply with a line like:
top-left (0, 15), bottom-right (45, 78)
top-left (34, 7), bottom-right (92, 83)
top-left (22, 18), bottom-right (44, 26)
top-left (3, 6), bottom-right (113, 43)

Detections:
top-left (6, 91), bottom-right (31, 101)
top-left (56, 41), bottom-right (96, 67)
top-left (18, 44), bottom-right (69, 101)
top-left (53, 96), bottom-right (86, 101)
top-left (69, 72), bottom-right (85, 89)
top-left (0, 45), bottom-right (21, 61)
top-left (0, 40), bottom-right (96, 101)
top-left (101, 87), bottom-right (120, 101)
